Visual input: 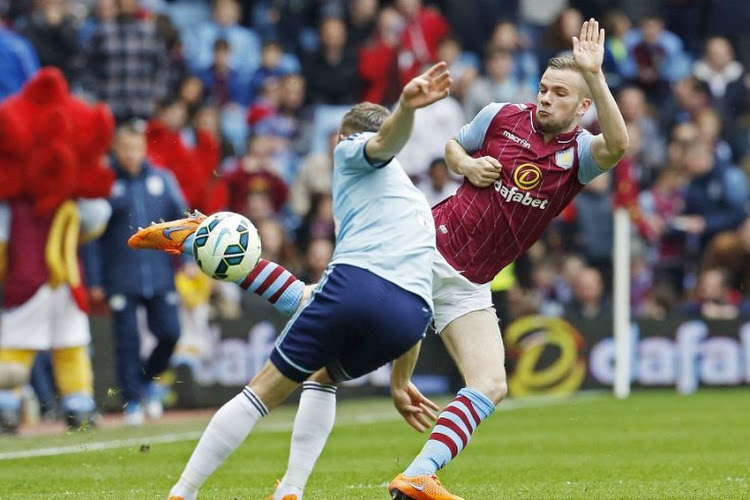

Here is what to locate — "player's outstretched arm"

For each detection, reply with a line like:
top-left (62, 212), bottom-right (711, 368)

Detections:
top-left (366, 62), bottom-right (452, 162)
top-left (574, 18), bottom-right (629, 168)
top-left (390, 341), bottom-right (440, 432)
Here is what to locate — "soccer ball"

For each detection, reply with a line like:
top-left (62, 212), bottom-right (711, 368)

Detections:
top-left (192, 211), bottom-right (262, 282)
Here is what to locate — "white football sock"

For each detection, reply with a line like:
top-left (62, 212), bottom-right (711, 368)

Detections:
top-left (169, 388), bottom-right (268, 500)
top-left (276, 382), bottom-right (337, 499)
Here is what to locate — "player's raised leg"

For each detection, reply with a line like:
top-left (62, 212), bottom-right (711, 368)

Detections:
top-left (128, 215), bottom-right (312, 317)
top-left (388, 310), bottom-right (505, 500)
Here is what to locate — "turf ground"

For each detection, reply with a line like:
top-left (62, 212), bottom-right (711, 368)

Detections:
top-left (0, 389), bottom-right (748, 499)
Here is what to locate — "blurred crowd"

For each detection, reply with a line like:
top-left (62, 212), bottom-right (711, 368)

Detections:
top-left (2, 0), bottom-right (750, 325)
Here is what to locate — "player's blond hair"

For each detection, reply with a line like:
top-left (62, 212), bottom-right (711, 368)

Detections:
top-left (545, 56), bottom-right (592, 99)
top-left (339, 102), bottom-right (390, 137)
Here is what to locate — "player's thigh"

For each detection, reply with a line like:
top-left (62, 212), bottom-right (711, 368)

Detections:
top-left (440, 309), bottom-right (507, 403)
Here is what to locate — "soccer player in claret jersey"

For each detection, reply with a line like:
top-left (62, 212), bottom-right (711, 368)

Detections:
top-left (131, 62), bottom-right (452, 500)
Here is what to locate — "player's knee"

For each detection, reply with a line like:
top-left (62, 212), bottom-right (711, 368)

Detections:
top-left (471, 373), bottom-right (507, 405)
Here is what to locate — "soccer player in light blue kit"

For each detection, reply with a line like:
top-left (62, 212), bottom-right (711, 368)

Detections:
top-left (162, 62), bottom-right (452, 500)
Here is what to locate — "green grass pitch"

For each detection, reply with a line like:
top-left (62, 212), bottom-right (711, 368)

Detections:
top-left (1, 389), bottom-right (749, 499)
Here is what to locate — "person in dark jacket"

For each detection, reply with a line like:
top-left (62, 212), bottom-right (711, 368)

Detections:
top-left (83, 121), bottom-right (189, 425)
top-left (673, 140), bottom-right (748, 256)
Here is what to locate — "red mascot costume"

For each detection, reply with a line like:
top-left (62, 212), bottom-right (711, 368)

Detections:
top-left (0, 68), bottom-right (114, 432)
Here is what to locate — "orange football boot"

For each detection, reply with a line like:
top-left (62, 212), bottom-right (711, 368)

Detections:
top-left (127, 210), bottom-right (206, 255)
top-left (167, 497), bottom-right (184, 500)
top-left (264, 479), bottom-right (298, 500)
top-left (388, 474), bottom-right (465, 500)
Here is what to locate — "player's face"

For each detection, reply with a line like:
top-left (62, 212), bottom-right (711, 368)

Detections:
top-left (536, 69), bottom-right (589, 134)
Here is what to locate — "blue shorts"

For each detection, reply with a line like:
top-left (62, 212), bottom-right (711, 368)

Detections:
top-left (270, 264), bottom-right (432, 382)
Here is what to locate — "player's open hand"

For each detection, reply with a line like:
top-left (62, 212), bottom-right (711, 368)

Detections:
top-left (400, 62), bottom-right (452, 110)
top-left (391, 381), bottom-right (440, 433)
top-left (461, 155), bottom-right (502, 188)
top-left (572, 18), bottom-right (605, 74)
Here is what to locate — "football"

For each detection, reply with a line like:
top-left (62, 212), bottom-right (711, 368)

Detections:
top-left (192, 211), bottom-right (262, 282)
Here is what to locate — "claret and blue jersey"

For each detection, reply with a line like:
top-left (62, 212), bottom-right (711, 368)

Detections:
top-left (433, 102), bottom-right (609, 284)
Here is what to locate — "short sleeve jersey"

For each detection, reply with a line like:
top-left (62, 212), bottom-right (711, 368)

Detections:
top-left (433, 102), bottom-right (607, 284)
top-left (331, 132), bottom-right (436, 308)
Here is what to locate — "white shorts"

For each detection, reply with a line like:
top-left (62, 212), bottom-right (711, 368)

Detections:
top-left (431, 249), bottom-right (494, 334)
top-left (0, 284), bottom-right (90, 350)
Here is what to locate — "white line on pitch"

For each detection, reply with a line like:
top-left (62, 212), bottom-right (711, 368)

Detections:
top-left (0, 392), bottom-right (607, 460)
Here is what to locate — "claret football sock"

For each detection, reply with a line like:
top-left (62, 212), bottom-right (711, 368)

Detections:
top-left (404, 388), bottom-right (495, 477)
top-left (235, 259), bottom-right (306, 317)
top-left (168, 388), bottom-right (268, 499)
top-left (276, 381), bottom-right (337, 497)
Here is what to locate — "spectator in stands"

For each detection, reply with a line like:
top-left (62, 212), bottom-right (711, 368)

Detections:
top-left (295, 193), bottom-right (335, 254)
top-left (346, 0), bottom-right (378, 49)
top-left (302, 15), bottom-right (360, 105)
top-left (256, 217), bottom-right (301, 274)
top-left (200, 38), bottom-right (246, 107)
top-left (175, 74), bottom-right (204, 118)
top-left (675, 140), bottom-right (748, 254)
top-left (694, 107), bottom-right (735, 167)
top-left (622, 14), bottom-right (691, 104)
top-left (463, 45), bottom-right (536, 119)
top-left (564, 267), bottom-right (611, 322)
top-left (182, 0), bottom-right (259, 81)
top-left (193, 104), bottom-right (234, 162)
top-left (692, 36), bottom-right (745, 129)
top-left (85, 122), bottom-right (188, 425)
top-left (639, 165), bottom-right (687, 292)
top-left (435, 36), bottom-right (479, 103)
top-left (393, 0), bottom-right (449, 85)
top-left (600, 9), bottom-right (631, 87)
top-left (681, 266), bottom-right (750, 319)
top-left (290, 130), bottom-right (334, 218)
top-left (416, 158), bottom-right (460, 207)
top-left (78, 0), bottom-right (117, 44)
top-left (300, 236), bottom-right (334, 284)
top-left (223, 134), bottom-right (289, 217)
top-left (489, 20), bottom-right (540, 91)
top-left (574, 173), bottom-right (614, 288)
top-left (76, 0), bottom-right (168, 123)
top-left (247, 40), bottom-right (289, 106)
top-left (662, 75), bottom-right (712, 134)
top-left (702, 216), bottom-right (750, 295)
top-left (617, 85), bottom-right (666, 184)
top-left (20, 0), bottom-right (79, 81)
top-left (539, 7), bottom-right (583, 68)
top-left (359, 6), bottom-right (403, 106)
top-left (0, 23), bottom-right (39, 100)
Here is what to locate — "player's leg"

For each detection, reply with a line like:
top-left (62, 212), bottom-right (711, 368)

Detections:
top-left (168, 360), bottom-right (301, 500)
top-left (128, 216), bottom-right (312, 317)
top-left (389, 311), bottom-right (504, 500)
top-left (0, 349), bottom-right (34, 433)
top-left (271, 368), bottom-right (337, 500)
top-left (171, 270), bottom-right (347, 500)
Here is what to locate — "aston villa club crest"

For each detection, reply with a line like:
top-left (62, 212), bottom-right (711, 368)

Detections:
top-left (555, 147), bottom-right (574, 170)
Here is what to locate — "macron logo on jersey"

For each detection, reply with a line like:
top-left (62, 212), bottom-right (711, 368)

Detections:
top-left (502, 130), bottom-right (531, 149)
